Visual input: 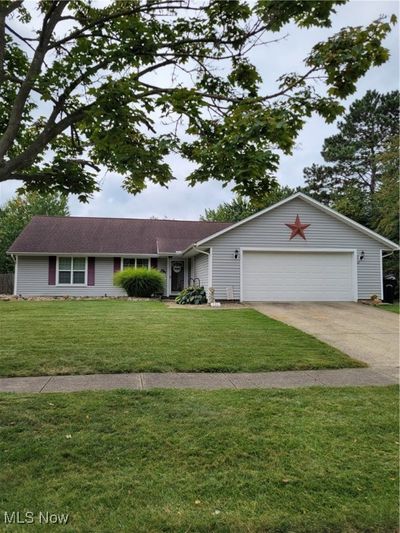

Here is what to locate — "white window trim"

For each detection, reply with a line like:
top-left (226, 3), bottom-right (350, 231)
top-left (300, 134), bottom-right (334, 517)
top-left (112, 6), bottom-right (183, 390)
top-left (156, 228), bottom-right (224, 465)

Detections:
top-left (122, 257), bottom-right (151, 269)
top-left (56, 256), bottom-right (88, 286)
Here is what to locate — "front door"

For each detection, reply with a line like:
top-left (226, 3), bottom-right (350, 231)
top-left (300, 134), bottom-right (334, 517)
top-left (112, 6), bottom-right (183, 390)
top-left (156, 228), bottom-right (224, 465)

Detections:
top-left (171, 260), bottom-right (184, 292)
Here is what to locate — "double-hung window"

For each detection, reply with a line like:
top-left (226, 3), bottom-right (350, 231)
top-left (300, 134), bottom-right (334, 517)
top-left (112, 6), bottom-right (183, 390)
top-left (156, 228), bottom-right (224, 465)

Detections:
top-left (123, 258), bottom-right (150, 269)
top-left (58, 257), bottom-right (87, 285)
top-left (123, 258), bottom-right (136, 269)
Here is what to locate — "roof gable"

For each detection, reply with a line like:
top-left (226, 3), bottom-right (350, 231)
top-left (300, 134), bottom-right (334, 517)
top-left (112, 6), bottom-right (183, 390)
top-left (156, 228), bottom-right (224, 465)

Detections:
top-left (191, 193), bottom-right (399, 251)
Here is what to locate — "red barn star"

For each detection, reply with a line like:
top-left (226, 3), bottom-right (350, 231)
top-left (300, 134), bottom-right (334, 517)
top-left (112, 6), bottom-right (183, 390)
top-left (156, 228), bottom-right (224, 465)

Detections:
top-left (285, 214), bottom-right (310, 240)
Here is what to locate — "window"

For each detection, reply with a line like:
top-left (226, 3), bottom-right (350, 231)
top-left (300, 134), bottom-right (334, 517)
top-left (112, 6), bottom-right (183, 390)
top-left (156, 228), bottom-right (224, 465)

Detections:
top-left (123, 258), bottom-right (150, 269)
top-left (123, 258), bottom-right (136, 269)
top-left (58, 257), bottom-right (86, 285)
top-left (136, 258), bottom-right (149, 269)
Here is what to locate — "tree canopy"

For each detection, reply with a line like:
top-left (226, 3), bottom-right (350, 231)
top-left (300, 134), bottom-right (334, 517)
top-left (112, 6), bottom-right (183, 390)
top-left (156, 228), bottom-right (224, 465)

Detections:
top-left (0, 192), bottom-right (69, 272)
top-left (374, 136), bottom-right (399, 245)
top-left (304, 90), bottom-right (399, 199)
top-left (0, 1), bottom-right (396, 200)
top-left (303, 90), bottom-right (399, 228)
top-left (201, 185), bottom-right (295, 222)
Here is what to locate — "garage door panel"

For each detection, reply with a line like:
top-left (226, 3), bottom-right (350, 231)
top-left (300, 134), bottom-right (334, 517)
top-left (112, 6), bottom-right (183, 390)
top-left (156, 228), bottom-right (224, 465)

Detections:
top-left (242, 251), bottom-right (354, 302)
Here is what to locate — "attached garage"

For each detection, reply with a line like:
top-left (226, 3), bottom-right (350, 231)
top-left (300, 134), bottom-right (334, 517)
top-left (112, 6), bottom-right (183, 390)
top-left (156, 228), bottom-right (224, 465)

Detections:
top-left (187, 193), bottom-right (399, 302)
top-left (242, 249), bottom-right (357, 302)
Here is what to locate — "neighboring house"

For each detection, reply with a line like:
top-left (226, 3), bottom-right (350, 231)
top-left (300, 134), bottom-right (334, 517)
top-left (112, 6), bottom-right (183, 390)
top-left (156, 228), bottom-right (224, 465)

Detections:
top-left (8, 193), bottom-right (399, 301)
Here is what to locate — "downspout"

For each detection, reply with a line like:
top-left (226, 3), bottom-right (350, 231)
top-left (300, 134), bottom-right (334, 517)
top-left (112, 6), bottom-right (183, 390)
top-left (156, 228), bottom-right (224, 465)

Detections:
top-left (193, 245), bottom-right (212, 302)
top-left (10, 254), bottom-right (17, 296)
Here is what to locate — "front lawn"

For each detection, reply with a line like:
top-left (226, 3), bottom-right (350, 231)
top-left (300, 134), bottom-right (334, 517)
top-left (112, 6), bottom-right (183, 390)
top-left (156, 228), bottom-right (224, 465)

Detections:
top-left (0, 300), bottom-right (363, 376)
top-left (0, 387), bottom-right (397, 532)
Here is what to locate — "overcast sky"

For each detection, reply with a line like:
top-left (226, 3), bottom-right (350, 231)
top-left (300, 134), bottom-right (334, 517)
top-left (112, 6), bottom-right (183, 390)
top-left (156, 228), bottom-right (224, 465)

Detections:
top-left (0, 0), bottom-right (398, 220)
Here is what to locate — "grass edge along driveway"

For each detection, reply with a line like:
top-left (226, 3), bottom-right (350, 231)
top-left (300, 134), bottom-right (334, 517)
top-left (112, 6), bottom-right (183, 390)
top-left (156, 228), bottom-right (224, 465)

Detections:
top-left (377, 302), bottom-right (400, 314)
top-left (0, 300), bottom-right (364, 377)
top-left (0, 386), bottom-right (397, 532)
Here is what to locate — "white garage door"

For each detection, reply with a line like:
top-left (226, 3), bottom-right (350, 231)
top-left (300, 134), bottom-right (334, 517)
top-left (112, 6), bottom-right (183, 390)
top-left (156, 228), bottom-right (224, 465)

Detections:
top-left (242, 251), bottom-right (355, 302)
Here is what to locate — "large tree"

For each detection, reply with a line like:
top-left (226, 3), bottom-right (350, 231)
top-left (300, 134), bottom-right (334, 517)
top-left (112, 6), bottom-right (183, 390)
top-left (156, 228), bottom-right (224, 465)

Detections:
top-left (374, 136), bottom-right (399, 245)
top-left (374, 135), bottom-right (399, 286)
top-left (201, 185), bottom-right (295, 222)
top-left (303, 90), bottom-right (399, 223)
top-left (0, 192), bottom-right (69, 272)
top-left (0, 1), bottom-right (395, 200)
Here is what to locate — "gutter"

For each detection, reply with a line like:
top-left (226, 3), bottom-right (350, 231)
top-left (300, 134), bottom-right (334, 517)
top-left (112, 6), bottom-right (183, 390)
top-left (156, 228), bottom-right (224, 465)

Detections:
top-left (382, 250), bottom-right (396, 259)
top-left (5, 252), bottom-right (162, 257)
top-left (193, 245), bottom-right (210, 257)
top-left (181, 243), bottom-right (209, 257)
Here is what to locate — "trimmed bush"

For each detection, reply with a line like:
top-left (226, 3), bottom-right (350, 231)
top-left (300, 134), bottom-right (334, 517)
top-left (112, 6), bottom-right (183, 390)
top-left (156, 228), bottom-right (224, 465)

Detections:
top-left (113, 268), bottom-right (165, 297)
top-left (175, 286), bottom-right (207, 305)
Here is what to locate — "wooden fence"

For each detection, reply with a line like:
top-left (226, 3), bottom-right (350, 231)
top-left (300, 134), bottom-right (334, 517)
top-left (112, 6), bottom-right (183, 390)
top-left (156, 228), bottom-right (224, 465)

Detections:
top-left (0, 273), bottom-right (14, 294)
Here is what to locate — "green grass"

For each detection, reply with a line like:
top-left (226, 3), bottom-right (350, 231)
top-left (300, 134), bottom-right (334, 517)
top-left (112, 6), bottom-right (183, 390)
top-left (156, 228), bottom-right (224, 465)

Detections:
top-left (0, 387), bottom-right (398, 532)
top-left (378, 302), bottom-right (400, 314)
top-left (0, 300), bottom-right (363, 377)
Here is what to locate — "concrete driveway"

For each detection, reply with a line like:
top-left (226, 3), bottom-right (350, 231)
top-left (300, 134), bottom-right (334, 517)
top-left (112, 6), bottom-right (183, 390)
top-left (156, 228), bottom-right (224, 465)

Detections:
top-left (251, 302), bottom-right (399, 368)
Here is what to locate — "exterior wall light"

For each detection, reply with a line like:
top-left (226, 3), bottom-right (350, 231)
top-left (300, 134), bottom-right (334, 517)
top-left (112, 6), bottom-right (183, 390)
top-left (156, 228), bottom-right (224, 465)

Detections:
top-left (359, 250), bottom-right (365, 262)
top-left (234, 249), bottom-right (239, 259)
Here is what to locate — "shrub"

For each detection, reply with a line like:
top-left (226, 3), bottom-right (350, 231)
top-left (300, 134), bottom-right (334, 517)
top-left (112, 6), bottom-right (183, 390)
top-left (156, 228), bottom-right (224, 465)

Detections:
top-left (175, 286), bottom-right (207, 305)
top-left (113, 268), bottom-right (165, 297)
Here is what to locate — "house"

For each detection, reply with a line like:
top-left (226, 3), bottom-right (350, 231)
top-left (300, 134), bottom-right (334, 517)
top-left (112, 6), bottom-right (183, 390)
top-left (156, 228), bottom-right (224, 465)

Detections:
top-left (8, 192), bottom-right (399, 301)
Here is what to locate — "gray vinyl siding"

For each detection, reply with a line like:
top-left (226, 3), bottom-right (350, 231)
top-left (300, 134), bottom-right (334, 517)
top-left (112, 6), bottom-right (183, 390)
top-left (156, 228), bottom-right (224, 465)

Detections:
top-left (16, 256), bottom-right (168, 297)
top-left (193, 253), bottom-right (209, 292)
top-left (207, 197), bottom-right (384, 300)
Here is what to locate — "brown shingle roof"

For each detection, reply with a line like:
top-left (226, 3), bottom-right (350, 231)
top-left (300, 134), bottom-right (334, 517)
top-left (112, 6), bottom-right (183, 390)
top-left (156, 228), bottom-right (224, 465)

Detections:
top-left (8, 216), bottom-right (232, 255)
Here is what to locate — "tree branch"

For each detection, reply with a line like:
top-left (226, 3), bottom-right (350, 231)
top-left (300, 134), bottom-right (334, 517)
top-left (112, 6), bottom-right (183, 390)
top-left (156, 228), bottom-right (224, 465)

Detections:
top-left (0, 0), bottom-right (23, 17)
top-left (136, 59), bottom-right (175, 78)
top-left (265, 66), bottom-right (319, 100)
top-left (0, 15), bottom-right (5, 83)
top-left (48, 2), bottom-right (195, 50)
top-left (0, 1), bottom-right (21, 81)
top-left (0, 106), bottom-right (90, 181)
top-left (0, 1), bottom-right (67, 160)
top-left (5, 23), bottom-right (39, 51)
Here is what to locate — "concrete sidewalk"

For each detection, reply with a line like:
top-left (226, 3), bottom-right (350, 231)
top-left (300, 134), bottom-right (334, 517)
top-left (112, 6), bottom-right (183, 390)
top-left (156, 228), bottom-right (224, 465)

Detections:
top-left (0, 367), bottom-right (398, 393)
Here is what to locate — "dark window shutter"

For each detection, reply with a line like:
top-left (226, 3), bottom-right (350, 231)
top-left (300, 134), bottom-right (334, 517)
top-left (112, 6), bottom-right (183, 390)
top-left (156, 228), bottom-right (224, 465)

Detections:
top-left (151, 258), bottom-right (158, 269)
top-left (48, 256), bottom-right (56, 285)
top-left (113, 257), bottom-right (121, 272)
top-left (87, 257), bottom-right (95, 286)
